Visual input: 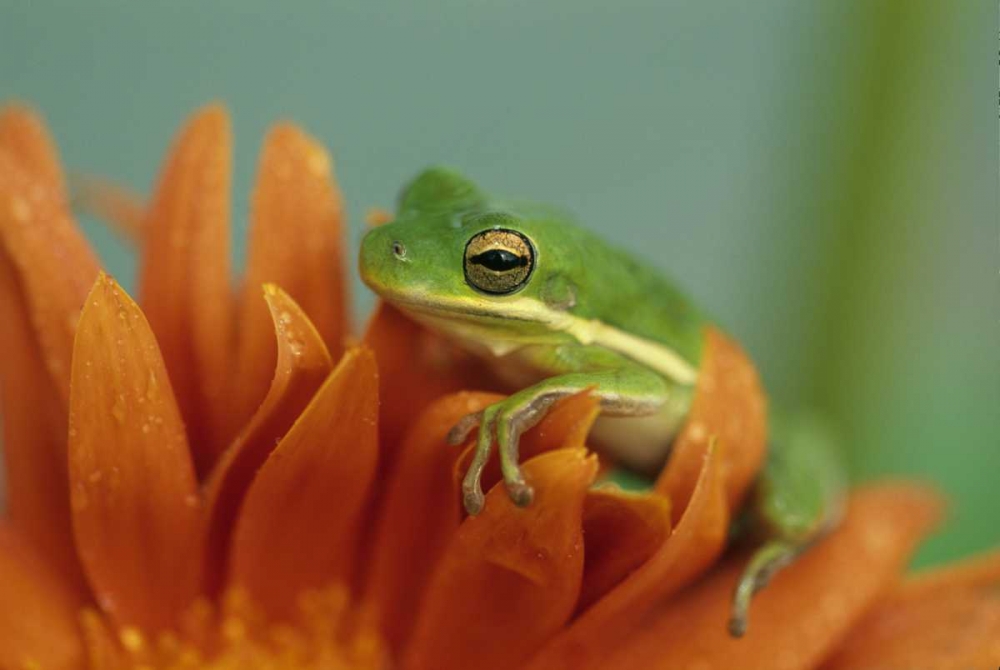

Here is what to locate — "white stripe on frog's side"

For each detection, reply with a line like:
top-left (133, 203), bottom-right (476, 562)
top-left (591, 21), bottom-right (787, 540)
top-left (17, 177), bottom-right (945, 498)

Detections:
top-left (564, 315), bottom-right (699, 386)
top-left (396, 293), bottom-right (699, 386)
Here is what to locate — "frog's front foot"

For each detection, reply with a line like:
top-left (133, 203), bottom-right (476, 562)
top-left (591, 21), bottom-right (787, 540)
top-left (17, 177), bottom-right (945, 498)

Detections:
top-left (447, 397), bottom-right (545, 515)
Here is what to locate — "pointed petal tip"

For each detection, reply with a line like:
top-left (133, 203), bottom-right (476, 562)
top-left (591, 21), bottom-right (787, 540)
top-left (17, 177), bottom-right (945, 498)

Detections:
top-left (81, 272), bottom-right (128, 316)
top-left (193, 101), bottom-right (230, 126)
top-left (0, 104), bottom-right (63, 186)
top-left (262, 283), bottom-right (335, 368)
top-left (263, 120), bottom-right (334, 179)
top-left (365, 207), bottom-right (394, 227)
top-left (344, 343), bottom-right (378, 383)
top-left (0, 100), bottom-right (34, 114)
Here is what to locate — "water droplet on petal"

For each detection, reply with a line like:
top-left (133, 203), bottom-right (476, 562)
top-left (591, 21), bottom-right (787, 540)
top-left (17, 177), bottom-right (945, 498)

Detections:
top-left (146, 369), bottom-right (160, 402)
top-left (111, 395), bottom-right (127, 424)
top-left (9, 195), bottom-right (31, 222)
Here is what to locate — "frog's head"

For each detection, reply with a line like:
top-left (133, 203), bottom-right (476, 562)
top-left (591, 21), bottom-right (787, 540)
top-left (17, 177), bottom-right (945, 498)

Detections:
top-left (359, 167), bottom-right (582, 337)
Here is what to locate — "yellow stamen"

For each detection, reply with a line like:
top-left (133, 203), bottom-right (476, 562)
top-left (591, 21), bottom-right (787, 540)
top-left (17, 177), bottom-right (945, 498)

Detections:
top-left (80, 586), bottom-right (390, 670)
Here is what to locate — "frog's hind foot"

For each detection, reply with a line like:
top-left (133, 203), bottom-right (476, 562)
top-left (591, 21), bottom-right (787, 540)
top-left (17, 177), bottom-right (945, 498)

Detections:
top-left (728, 540), bottom-right (799, 638)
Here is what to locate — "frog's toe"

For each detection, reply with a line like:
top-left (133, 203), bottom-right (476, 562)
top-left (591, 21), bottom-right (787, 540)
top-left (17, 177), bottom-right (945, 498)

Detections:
top-left (506, 478), bottom-right (534, 507)
top-left (496, 406), bottom-right (536, 508)
top-left (461, 477), bottom-right (486, 516)
top-left (729, 540), bottom-right (797, 637)
top-left (446, 411), bottom-right (481, 446)
top-left (461, 406), bottom-right (499, 516)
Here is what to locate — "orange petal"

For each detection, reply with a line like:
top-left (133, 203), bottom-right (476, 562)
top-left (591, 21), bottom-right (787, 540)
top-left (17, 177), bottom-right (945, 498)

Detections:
top-left (525, 442), bottom-right (728, 670)
top-left (201, 285), bottom-right (333, 595)
top-left (69, 173), bottom-right (146, 244)
top-left (0, 248), bottom-right (85, 588)
top-left (578, 487), bottom-right (671, 612)
top-left (657, 326), bottom-right (767, 518)
top-left (363, 302), bottom-right (499, 474)
top-left (900, 546), bottom-right (1000, 596)
top-left (822, 549), bottom-right (1000, 670)
top-left (365, 207), bottom-right (393, 226)
top-left (520, 392), bottom-right (600, 453)
top-left (0, 130), bottom-right (98, 589)
top-left (228, 347), bottom-right (378, 620)
top-left (0, 150), bottom-right (101, 402)
top-left (602, 483), bottom-right (944, 670)
top-left (80, 609), bottom-right (125, 670)
top-left (363, 391), bottom-right (502, 653)
top-left (69, 274), bottom-right (202, 632)
top-left (0, 104), bottom-right (66, 195)
top-left (452, 392), bottom-right (601, 509)
top-left (229, 124), bottom-right (349, 433)
top-left (138, 104), bottom-right (234, 474)
top-left (402, 448), bottom-right (598, 670)
top-left (0, 523), bottom-right (83, 670)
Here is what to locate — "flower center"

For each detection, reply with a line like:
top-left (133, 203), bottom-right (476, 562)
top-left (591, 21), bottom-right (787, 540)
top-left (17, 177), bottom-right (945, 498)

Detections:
top-left (80, 586), bottom-right (390, 670)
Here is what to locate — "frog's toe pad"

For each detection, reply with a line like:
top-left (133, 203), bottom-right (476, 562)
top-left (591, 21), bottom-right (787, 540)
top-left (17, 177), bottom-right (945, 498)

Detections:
top-left (463, 485), bottom-right (485, 516)
top-left (508, 481), bottom-right (535, 508)
top-left (728, 614), bottom-right (748, 638)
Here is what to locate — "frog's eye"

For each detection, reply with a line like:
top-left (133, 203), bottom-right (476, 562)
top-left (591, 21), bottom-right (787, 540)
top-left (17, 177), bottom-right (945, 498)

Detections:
top-left (464, 228), bottom-right (535, 295)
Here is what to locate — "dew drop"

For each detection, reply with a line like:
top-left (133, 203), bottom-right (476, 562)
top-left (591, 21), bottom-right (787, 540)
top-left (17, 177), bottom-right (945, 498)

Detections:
top-left (306, 149), bottom-right (330, 176)
top-left (688, 421), bottom-right (707, 443)
top-left (9, 195), bottom-right (31, 222)
top-left (119, 627), bottom-right (145, 652)
top-left (146, 369), bottom-right (160, 402)
top-left (97, 593), bottom-right (116, 613)
top-left (287, 338), bottom-right (305, 358)
top-left (111, 394), bottom-right (127, 424)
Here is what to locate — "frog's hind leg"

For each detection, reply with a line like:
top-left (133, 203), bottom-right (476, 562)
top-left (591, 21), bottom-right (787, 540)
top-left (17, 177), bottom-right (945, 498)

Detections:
top-left (728, 412), bottom-right (847, 638)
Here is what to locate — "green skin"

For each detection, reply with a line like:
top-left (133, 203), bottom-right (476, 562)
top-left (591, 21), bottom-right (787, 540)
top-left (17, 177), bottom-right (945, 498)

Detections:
top-left (359, 167), bottom-right (846, 638)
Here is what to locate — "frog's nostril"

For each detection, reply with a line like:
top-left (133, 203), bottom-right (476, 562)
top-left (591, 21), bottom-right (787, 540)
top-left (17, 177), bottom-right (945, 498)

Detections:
top-left (392, 241), bottom-right (406, 259)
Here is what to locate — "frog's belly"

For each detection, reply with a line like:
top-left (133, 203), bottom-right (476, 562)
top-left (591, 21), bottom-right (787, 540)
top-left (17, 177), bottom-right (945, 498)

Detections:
top-left (588, 414), bottom-right (675, 475)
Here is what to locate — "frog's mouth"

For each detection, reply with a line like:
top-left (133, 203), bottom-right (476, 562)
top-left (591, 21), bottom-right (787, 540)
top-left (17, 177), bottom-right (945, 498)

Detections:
top-left (393, 297), bottom-right (575, 356)
top-left (374, 288), bottom-right (559, 329)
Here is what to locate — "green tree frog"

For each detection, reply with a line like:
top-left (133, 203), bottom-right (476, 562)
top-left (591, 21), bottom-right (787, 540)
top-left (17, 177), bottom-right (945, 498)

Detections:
top-left (359, 168), bottom-right (846, 637)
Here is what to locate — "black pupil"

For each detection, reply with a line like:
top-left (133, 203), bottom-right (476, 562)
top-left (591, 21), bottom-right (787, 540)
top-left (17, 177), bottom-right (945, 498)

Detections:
top-left (470, 249), bottom-right (526, 272)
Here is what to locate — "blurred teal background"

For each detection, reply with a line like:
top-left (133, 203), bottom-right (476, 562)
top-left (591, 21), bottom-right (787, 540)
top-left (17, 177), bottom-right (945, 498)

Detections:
top-left (1, 1), bottom-right (996, 567)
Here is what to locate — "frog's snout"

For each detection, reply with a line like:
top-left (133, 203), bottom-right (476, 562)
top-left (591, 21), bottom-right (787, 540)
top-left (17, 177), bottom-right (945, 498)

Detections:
top-left (359, 226), bottom-right (406, 292)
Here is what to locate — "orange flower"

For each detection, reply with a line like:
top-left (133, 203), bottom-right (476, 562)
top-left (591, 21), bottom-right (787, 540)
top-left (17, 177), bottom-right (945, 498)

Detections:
top-left (0, 103), bottom-right (996, 670)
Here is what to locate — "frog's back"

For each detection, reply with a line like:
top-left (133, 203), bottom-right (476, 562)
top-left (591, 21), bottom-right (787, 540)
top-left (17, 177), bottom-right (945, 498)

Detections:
top-left (504, 200), bottom-right (707, 368)
top-left (393, 167), bottom-right (707, 372)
